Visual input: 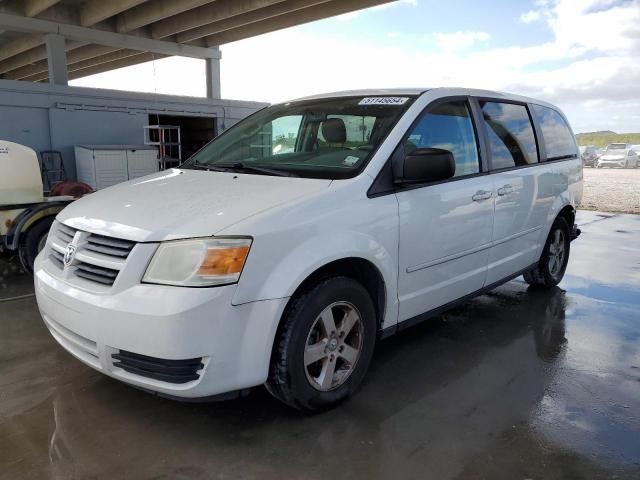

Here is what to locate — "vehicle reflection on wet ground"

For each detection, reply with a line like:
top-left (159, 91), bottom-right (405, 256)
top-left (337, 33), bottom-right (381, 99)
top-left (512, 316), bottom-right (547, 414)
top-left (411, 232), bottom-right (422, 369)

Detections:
top-left (1, 211), bottom-right (639, 480)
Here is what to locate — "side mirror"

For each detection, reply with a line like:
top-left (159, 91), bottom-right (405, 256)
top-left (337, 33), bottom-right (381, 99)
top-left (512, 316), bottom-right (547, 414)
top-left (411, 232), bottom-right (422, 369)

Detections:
top-left (394, 147), bottom-right (456, 185)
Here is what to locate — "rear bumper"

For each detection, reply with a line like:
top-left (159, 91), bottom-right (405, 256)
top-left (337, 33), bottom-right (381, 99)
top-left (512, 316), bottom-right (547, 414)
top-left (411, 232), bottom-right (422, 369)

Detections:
top-left (34, 253), bottom-right (288, 399)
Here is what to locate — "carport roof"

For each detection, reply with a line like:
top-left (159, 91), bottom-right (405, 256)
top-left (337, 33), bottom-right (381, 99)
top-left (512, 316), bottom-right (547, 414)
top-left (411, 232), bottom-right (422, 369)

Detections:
top-left (0, 0), bottom-right (396, 83)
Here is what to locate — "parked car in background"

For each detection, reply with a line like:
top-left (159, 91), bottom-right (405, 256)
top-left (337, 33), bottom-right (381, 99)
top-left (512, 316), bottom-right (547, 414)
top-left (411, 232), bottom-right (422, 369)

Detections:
top-left (597, 143), bottom-right (639, 168)
top-left (34, 88), bottom-right (583, 411)
top-left (579, 145), bottom-right (598, 167)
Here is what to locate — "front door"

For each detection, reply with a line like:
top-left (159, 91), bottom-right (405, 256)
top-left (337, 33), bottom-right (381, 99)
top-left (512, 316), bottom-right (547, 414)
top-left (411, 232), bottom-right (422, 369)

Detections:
top-left (396, 98), bottom-right (495, 322)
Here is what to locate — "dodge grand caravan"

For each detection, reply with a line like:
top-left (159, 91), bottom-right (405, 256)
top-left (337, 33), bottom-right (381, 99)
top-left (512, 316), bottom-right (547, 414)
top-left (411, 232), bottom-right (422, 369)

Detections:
top-left (35, 88), bottom-right (582, 411)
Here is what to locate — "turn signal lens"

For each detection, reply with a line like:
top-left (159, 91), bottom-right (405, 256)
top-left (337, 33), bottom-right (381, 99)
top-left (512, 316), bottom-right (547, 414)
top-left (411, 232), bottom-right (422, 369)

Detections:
top-left (143, 237), bottom-right (252, 287)
top-left (197, 245), bottom-right (250, 277)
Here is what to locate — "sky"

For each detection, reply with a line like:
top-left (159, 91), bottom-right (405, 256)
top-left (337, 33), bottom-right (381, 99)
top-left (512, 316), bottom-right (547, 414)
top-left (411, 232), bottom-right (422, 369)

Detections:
top-left (70, 0), bottom-right (640, 134)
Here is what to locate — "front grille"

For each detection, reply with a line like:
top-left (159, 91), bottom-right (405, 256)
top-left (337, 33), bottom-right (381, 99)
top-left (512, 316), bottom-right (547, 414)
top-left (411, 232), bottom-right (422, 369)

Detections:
top-left (85, 234), bottom-right (135, 258)
top-left (48, 222), bottom-right (136, 287)
top-left (50, 248), bottom-right (64, 268)
top-left (112, 350), bottom-right (204, 384)
top-left (56, 223), bottom-right (76, 243)
top-left (75, 262), bottom-right (120, 285)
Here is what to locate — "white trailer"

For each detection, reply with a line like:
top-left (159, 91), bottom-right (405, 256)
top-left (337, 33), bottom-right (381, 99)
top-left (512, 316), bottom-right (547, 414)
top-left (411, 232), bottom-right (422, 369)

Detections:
top-left (0, 140), bottom-right (74, 272)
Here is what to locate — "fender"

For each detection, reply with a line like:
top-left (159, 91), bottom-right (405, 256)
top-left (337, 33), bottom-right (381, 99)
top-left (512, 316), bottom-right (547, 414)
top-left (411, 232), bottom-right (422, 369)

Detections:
top-left (233, 229), bottom-right (399, 327)
top-left (5, 201), bottom-right (70, 250)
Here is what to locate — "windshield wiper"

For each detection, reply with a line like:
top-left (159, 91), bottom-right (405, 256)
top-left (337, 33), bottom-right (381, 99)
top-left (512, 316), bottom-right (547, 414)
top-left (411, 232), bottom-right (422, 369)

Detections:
top-left (185, 161), bottom-right (234, 172)
top-left (215, 162), bottom-right (298, 177)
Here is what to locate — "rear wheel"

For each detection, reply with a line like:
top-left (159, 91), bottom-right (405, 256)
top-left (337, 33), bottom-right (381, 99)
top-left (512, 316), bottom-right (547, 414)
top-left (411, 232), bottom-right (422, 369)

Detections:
top-left (523, 217), bottom-right (570, 289)
top-left (18, 217), bottom-right (54, 274)
top-left (267, 276), bottom-right (377, 411)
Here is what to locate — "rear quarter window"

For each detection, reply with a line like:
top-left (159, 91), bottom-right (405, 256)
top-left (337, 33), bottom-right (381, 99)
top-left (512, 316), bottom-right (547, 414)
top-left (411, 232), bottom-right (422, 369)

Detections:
top-left (532, 105), bottom-right (577, 160)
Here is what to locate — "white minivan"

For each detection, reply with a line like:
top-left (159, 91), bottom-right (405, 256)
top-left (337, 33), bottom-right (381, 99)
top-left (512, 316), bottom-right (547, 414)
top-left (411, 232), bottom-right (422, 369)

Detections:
top-left (34, 88), bottom-right (582, 410)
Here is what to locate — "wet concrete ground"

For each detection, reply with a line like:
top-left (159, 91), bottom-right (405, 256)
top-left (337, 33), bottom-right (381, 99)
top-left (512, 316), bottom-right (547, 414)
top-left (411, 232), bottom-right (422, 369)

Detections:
top-left (1, 211), bottom-right (639, 480)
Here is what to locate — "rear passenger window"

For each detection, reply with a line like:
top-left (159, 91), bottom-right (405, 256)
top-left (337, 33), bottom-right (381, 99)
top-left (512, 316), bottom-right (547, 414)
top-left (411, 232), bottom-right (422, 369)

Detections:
top-left (480, 101), bottom-right (538, 170)
top-left (532, 105), bottom-right (576, 160)
top-left (404, 100), bottom-right (480, 177)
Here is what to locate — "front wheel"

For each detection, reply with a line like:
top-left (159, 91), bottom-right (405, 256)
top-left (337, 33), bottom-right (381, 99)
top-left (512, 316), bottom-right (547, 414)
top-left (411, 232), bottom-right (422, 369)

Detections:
top-left (267, 276), bottom-right (377, 411)
top-left (523, 217), bottom-right (571, 289)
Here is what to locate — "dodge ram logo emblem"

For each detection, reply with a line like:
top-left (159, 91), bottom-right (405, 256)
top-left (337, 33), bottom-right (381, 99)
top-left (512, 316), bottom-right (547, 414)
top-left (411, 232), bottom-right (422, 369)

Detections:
top-left (63, 244), bottom-right (77, 266)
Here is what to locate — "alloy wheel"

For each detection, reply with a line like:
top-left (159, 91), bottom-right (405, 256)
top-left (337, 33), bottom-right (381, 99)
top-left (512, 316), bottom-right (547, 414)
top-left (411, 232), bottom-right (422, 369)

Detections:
top-left (548, 229), bottom-right (566, 280)
top-left (304, 301), bottom-right (364, 391)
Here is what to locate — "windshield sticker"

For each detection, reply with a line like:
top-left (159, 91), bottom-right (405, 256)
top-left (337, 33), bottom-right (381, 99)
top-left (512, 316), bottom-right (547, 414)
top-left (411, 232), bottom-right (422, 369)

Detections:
top-left (358, 97), bottom-right (409, 106)
top-left (342, 155), bottom-right (360, 167)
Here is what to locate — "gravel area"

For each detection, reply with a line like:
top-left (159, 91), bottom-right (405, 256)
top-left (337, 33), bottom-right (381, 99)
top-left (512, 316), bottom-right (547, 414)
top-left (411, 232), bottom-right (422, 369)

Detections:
top-left (580, 167), bottom-right (640, 214)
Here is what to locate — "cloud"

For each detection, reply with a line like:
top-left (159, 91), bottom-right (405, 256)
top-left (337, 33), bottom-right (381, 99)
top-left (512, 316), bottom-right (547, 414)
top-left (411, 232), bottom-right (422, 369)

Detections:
top-left (335, 0), bottom-right (417, 21)
top-left (520, 10), bottom-right (542, 23)
top-left (372, 0), bottom-right (418, 9)
top-left (433, 31), bottom-right (491, 51)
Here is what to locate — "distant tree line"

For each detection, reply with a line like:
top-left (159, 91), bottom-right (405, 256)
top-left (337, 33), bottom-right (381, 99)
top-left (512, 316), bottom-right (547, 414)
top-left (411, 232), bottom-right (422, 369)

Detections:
top-left (576, 131), bottom-right (640, 147)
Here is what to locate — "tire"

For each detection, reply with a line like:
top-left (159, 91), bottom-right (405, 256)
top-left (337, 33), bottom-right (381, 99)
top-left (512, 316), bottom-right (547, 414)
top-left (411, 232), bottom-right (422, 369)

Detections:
top-left (18, 217), bottom-right (54, 274)
top-left (523, 217), bottom-right (571, 289)
top-left (267, 276), bottom-right (377, 411)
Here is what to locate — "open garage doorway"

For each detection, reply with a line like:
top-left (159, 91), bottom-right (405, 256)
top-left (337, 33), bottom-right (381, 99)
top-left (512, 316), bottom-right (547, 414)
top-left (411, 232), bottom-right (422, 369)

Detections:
top-left (147, 114), bottom-right (217, 166)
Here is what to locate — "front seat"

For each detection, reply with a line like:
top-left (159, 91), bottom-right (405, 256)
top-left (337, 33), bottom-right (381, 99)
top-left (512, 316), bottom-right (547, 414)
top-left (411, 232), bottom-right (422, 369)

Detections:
top-left (321, 118), bottom-right (347, 146)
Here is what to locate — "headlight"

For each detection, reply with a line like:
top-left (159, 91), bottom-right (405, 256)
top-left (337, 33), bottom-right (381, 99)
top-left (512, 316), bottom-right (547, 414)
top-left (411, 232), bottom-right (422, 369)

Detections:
top-left (143, 237), bottom-right (252, 287)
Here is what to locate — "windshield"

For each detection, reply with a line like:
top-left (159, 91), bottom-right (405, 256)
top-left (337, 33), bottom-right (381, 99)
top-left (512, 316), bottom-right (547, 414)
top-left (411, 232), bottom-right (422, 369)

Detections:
top-left (184, 96), bottom-right (416, 179)
top-left (607, 143), bottom-right (627, 150)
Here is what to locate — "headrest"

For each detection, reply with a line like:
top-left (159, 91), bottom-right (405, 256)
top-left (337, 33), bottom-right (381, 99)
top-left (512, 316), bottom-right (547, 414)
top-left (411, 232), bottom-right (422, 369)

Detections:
top-left (321, 118), bottom-right (347, 143)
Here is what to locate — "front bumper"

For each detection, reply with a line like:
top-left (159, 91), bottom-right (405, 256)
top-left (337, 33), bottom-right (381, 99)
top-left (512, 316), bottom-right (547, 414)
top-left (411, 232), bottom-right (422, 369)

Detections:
top-left (34, 253), bottom-right (288, 399)
top-left (598, 160), bottom-right (626, 167)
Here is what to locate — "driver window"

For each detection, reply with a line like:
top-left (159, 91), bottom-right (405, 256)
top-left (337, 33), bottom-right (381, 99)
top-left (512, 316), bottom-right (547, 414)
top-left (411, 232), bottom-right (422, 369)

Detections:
top-left (405, 100), bottom-right (480, 177)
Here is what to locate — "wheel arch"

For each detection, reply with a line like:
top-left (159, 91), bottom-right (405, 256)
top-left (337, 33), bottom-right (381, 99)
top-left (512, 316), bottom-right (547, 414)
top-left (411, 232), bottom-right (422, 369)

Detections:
top-left (557, 204), bottom-right (575, 229)
top-left (281, 257), bottom-right (387, 333)
top-left (5, 203), bottom-right (66, 250)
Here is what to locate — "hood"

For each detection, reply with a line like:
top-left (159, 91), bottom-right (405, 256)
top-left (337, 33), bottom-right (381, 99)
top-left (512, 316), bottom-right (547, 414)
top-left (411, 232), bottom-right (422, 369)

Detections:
top-left (58, 169), bottom-right (331, 241)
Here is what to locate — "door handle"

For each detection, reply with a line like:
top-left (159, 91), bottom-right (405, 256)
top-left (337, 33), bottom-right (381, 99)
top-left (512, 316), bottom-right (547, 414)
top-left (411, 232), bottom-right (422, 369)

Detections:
top-left (472, 190), bottom-right (493, 201)
top-left (497, 184), bottom-right (514, 196)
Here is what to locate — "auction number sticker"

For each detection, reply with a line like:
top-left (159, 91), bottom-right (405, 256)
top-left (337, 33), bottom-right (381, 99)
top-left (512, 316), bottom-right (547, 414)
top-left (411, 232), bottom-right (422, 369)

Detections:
top-left (359, 97), bottom-right (409, 106)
